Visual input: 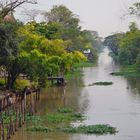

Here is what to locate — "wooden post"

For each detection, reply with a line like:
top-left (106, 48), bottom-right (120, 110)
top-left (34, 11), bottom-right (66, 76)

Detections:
top-left (1, 117), bottom-right (4, 140)
top-left (0, 87), bottom-right (41, 140)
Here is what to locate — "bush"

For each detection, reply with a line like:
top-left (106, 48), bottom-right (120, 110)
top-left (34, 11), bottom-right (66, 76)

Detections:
top-left (136, 53), bottom-right (140, 72)
top-left (57, 107), bottom-right (73, 113)
top-left (0, 78), bottom-right (5, 86)
top-left (14, 79), bottom-right (30, 90)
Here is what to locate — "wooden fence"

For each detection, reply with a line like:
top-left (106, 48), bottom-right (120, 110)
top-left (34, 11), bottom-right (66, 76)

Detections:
top-left (0, 88), bottom-right (40, 140)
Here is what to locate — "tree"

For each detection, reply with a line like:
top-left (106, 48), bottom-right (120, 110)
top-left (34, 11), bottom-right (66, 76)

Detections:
top-left (43, 5), bottom-right (79, 28)
top-left (129, 22), bottom-right (139, 32)
top-left (0, 0), bottom-right (37, 18)
top-left (35, 22), bottom-right (63, 40)
top-left (136, 53), bottom-right (140, 72)
top-left (42, 5), bottom-right (83, 51)
top-left (104, 33), bottom-right (124, 56)
top-left (119, 30), bottom-right (140, 65)
top-left (0, 21), bottom-right (29, 89)
top-left (0, 4), bottom-right (96, 89)
top-left (18, 23), bottom-right (86, 86)
top-left (22, 9), bottom-right (41, 22)
top-left (129, 2), bottom-right (140, 18)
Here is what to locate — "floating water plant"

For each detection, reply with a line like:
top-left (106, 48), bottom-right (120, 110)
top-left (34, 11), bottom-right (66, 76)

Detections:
top-left (59, 124), bottom-right (117, 135)
top-left (45, 112), bottom-right (84, 123)
top-left (26, 107), bottom-right (118, 136)
top-left (27, 126), bottom-right (51, 133)
top-left (57, 107), bottom-right (73, 113)
top-left (27, 124), bottom-right (118, 135)
top-left (88, 82), bottom-right (113, 86)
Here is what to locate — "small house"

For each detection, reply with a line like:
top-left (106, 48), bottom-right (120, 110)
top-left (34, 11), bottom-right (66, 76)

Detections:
top-left (83, 49), bottom-right (94, 62)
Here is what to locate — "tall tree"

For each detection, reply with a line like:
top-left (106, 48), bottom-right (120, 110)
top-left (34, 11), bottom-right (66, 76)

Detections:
top-left (0, 21), bottom-right (27, 89)
top-left (104, 33), bottom-right (124, 56)
top-left (129, 2), bottom-right (140, 18)
top-left (43, 5), bottom-right (79, 28)
top-left (0, 0), bottom-right (37, 18)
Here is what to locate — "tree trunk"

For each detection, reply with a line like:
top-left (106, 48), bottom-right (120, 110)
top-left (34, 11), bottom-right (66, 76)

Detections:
top-left (6, 72), bottom-right (17, 90)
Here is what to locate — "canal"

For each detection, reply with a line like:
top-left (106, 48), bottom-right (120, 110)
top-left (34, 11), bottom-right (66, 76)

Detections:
top-left (12, 48), bottom-right (140, 140)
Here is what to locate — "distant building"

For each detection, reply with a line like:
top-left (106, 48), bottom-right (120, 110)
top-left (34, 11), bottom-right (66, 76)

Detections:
top-left (83, 49), bottom-right (94, 62)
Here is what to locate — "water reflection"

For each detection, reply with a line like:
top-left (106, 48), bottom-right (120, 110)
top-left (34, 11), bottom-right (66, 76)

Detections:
top-left (125, 77), bottom-right (140, 103)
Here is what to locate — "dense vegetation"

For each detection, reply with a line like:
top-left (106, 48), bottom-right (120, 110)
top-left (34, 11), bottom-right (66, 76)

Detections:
top-left (104, 2), bottom-right (140, 75)
top-left (26, 107), bottom-right (117, 135)
top-left (104, 22), bottom-right (140, 75)
top-left (0, 2), bottom-right (102, 90)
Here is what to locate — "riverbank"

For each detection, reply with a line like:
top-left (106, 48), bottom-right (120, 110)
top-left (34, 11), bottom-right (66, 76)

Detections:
top-left (26, 107), bottom-right (117, 135)
top-left (110, 65), bottom-right (140, 77)
top-left (65, 61), bottom-right (96, 80)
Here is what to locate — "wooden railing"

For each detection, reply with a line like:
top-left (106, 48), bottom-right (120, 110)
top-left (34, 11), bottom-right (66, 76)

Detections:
top-left (0, 88), bottom-right (40, 140)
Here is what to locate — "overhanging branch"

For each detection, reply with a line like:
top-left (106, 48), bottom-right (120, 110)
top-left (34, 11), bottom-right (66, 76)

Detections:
top-left (0, 0), bottom-right (37, 18)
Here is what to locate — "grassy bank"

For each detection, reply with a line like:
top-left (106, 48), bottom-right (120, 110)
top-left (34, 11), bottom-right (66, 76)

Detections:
top-left (74, 61), bottom-right (97, 68)
top-left (65, 69), bottom-right (84, 80)
top-left (65, 61), bottom-right (96, 80)
top-left (110, 65), bottom-right (140, 77)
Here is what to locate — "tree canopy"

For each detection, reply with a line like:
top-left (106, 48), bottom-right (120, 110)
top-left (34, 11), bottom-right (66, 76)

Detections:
top-left (104, 21), bottom-right (140, 71)
top-left (0, 4), bottom-right (100, 90)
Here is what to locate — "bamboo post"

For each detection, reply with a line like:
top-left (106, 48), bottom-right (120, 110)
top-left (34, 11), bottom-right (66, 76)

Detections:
top-left (0, 87), bottom-right (40, 140)
top-left (1, 117), bottom-right (4, 140)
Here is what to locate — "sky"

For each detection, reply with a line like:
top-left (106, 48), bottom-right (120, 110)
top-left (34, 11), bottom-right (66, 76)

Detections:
top-left (15, 0), bottom-right (139, 38)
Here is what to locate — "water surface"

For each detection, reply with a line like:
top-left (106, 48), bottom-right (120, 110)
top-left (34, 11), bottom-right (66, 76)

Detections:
top-left (12, 48), bottom-right (140, 140)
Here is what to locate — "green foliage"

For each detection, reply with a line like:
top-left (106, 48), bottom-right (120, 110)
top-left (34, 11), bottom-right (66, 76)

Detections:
top-left (74, 61), bottom-right (96, 68)
top-left (44, 5), bottom-right (79, 28)
top-left (0, 21), bottom-right (26, 89)
top-left (136, 53), bottom-right (140, 72)
top-left (129, 2), bottom-right (140, 18)
top-left (26, 107), bottom-right (84, 125)
top-left (27, 125), bottom-right (117, 135)
top-left (27, 126), bottom-right (51, 132)
top-left (104, 33), bottom-right (124, 56)
top-left (35, 22), bottom-right (63, 40)
top-left (129, 22), bottom-right (139, 32)
top-left (110, 65), bottom-right (140, 77)
top-left (14, 79), bottom-right (30, 90)
top-left (57, 107), bottom-right (73, 113)
top-left (26, 107), bottom-right (117, 135)
top-left (0, 5), bottom-right (98, 89)
top-left (0, 78), bottom-right (5, 86)
top-left (45, 112), bottom-right (84, 124)
top-left (119, 30), bottom-right (140, 65)
top-left (42, 5), bottom-right (100, 53)
top-left (59, 124), bottom-right (117, 135)
top-left (88, 82), bottom-right (113, 86)
top-left (70, 112), bottom-right (83, 119)
top-left (65, 69), bottom-right (84, 80)
top-left (45, 114), bottom-right (72, 123)
top-left (105, 20), bottom-right (140, 73)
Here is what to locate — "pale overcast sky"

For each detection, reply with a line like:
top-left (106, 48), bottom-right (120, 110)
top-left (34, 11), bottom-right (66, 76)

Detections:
top-left (15, 0), bottom-right (139, 37)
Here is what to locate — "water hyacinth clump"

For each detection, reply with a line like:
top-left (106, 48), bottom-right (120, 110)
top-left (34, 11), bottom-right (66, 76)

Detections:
top-left (27, 126), bottom-right (51, 133)
top-left (26, 107), bottom-right (118, 135)
top-left (60, 124), bottom-right (117, 135)
top-left (57, 107), bottom-right (73, 113)
top-left (88, 82), bottom-right (113, 86)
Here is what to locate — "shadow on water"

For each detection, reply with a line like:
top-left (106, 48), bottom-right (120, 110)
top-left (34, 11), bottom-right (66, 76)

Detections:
top-left (12, 48), bottom-right (140, 140)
